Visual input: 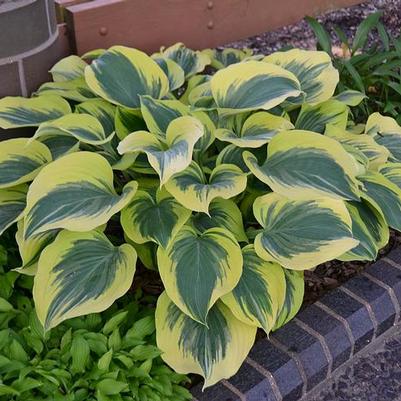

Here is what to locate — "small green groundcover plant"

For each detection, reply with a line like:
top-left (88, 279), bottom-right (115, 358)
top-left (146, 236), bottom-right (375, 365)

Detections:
top-left (1, 42), bottom-right (401, 388)
top-left (307, 12), bottom-right (401, 124)
top-left (0, 244), bottom-right (191, 401)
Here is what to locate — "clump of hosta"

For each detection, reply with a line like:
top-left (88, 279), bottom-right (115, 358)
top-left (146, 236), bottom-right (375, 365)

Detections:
top-left (0, 42), bottom-right (400, 388)
top-left (0, 260), bottom-right (191, 401)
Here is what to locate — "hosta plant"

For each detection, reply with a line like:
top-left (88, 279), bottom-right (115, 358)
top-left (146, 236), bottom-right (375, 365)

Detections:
top-left (0, 42), bottom-right (400, 388)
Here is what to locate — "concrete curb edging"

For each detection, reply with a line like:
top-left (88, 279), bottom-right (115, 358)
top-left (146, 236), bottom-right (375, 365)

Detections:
top-left (191, 246), bottom-right (401, 401)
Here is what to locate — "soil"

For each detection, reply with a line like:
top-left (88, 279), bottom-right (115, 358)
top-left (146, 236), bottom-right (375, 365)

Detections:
top-left (223, 0), bottom-right (401, 54)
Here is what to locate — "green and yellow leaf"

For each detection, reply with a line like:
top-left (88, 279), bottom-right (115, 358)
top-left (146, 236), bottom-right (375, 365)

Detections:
top-left (152, 56), bottom-right (185, 91)
top-left (339, 198), bottom-right (389, 261)
top-left (0, 95), bottom-right (71, 128)
top-left (190, 198), bottom-right (247, 242)
top-left (203, 48), bottom-right (253, 69)
top-left (0, 184), bottom-right (27, 235)
top-left (50, 55), bottom-right (88, 82)
top-left (264, 49), bottom-right (339, 105)
top-left (215, 111), bottom-right (294, 147)
top-left (121, 188), bottom-right (191, 248)
top-left (366, 112), bottom-right (401, 162)
top-left (221, 245), bottom-right (285, 333)
top-left (24, 152), bottom-right (137, 238)
top-left (380, 162), bottom-right (401, 189)
top-left (211, 61), bottom-right (302, 116)
top-left (157, 226), bottom-right (243, 324)
top-left (0, 138), bottom-right (52, 189)
top-left (165, 162), bottom-right (247, 213)
top-left (253, 193), bottom-right (358, 270)
top-left (159, 43), bottom-right (210, 78)
top-left (273, 269), bottom-right (304, 330)
top-left (33, 113), bottom-right (114, 145)
top-left (325, 124), bottom-right (389, 170)
top-left (33, 230), bottom-right (137, 330)
top-left (118, 116), bottom-right (204, 185)
top-left (36, 78), bottom-right (96, 102)
top-left (114, 107), bottom-right (147, 140)
top-left (334, 90), bottom-right (367, 106)
top-left (295, 99), bottom-right (348, 133)
top-left (360, 170), bottom-right (401, 231)
top-left (244, 130), bottom-right (361, 200)
top-left (85, 46), bottom-right (169, 108)
top-left (156, 292), bottom-right (256, 388)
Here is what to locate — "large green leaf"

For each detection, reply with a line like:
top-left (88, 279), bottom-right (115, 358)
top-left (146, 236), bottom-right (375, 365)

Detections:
top-left (264, 49), bottom-right (339, 105)
top-left (152, 56), bottom-right (185, 91)
top-left (157, 226), bottom-right (243, 324)
top-left (221, 245), bottom-right (285, 333)
top-left (85, 46), bottom-right (169, 108)
top-left (0, 184), bottom-right (27, 235)
top-left (118, 116), bottom-right (204, 185)
top-left (121, 188), bottom-right (191, 248)
top-left (24, 152), bottom-right (137, 238)
top-left (253, 193), bottom-right (358, 270)
top-left (0, 138), bottom-right (52, 189)
top-left (33, 230), bottom-right (137, 330)
top-left (165, 162), bottom-right (247, 213)
top-left (210, 61), bottom-right (302, 116)
top-left (0, 96), bottom-right (71, 128)
top-left (156, 292), bottom-right (256, 388)
top-left (244, 130), bottom-right (361, 201)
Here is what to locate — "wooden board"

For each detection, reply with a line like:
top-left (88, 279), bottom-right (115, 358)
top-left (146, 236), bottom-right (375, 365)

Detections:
top-left (65, 0), bottom-right (363, 55)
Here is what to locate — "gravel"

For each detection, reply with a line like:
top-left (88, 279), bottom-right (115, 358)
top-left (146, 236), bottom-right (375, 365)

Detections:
top-left (223, 0), bottom-right (401, 54)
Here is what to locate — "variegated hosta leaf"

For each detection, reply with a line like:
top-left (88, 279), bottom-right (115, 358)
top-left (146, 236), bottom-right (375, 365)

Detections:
top-left (191, 198), bottom-right (247, 242)
top-left (360, 170), bottom-right (401, 231)
top-left (118, 116), bottom-right (204, 185)
top-left (39, 136), bottom-right (79, 160)
top-left (157, 226), bottom-right (243, 324)
top-left (180, 74), bottom-right (211, 104)
top-left (24, 152), bottom-right (138, 239)
top-left (273, 270), bottom-right (304, 330)
top-left (191, 110), bottom-right (216, 152)
top-left (380, 163), bottom-right (401, 189)
top-left (33, 230), bottom-right (137, 330)
top-left (366, 112), bottom-right (401, 162)
top-left (85, 46), bottom-right (169, 108)
top-left (0, 138), bottom-right (52, 189)
top-left (211, 61), bottom-right (302, 116)
top-left (295, 99), bottom-right (348, 133)
top-left (152, 56), bottom-right (185, 91)
top-left (216, 144), bottom-right (249, 172)
top-left (264, 49), bottom-right (339, 105)
top-left (50, 55), bottom-right (88, 82)
top-left (165, 162), bottom-right (247, 213)
top-left (221, 245), bottom-right (285, 333)
top-left (81, 48), bottom-right (106, 61)
top-left (15, 220), bottom-right (57, 275)
top-left (0, 184), bottom-right (27, 235)
top-left (188, 81), bottom-right (216, 110)
top-left (36, 78), bottom-right (96, 102)
top-left (325, 124), bottom-right (389, 170)
top-left (121, 188), bottom-right (191, 248)
top-left (114, 107), bottom-right (147, 140)
top-left (0, 95), bottom-right (71, 128)
top-left (127, 239), bottom-right (158, 271)
top-left (75, 98), bottom-right (116, 135)
top-left (202, 48), bottom-right (253, 69)
top-left (339, 199), bottom-right (389, 261)
top-left (156, 292), bottom-right (256, 388)
top-left (215, 111), bottom-right (294, 148)
top-left (33, 113), bottom-right (114, 146)
top-left (159, 43), bottom-right (210, 78)
top-left (334, 90), bottom-right (366, 106)
top-left (140, 96), bottom-right (190, 137)
top-left (253, 193), bottom-right (358, 270)
top-left (244, 130), bottom-right (361, 201)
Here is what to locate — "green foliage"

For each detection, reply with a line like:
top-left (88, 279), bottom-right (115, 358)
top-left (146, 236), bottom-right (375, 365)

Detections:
top-left (0, 259), bottom-right (191, 401)
top-left (307, 12), bottom-right (401, 123)
top-left (0, 39), bottom-right (401, 387)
